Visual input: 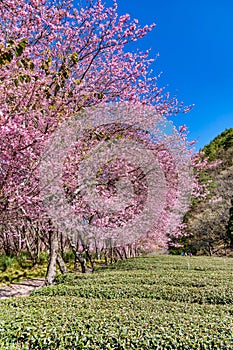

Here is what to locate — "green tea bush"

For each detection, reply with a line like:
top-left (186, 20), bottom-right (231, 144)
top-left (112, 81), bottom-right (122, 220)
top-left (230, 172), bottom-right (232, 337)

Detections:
top-left (1, 255), bottom-right (233, 349)
top-left (0, 297), bottom-right (233, 349)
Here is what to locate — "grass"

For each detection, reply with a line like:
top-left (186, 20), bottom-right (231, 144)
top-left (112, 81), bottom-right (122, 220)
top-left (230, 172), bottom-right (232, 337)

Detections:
top-left (0, 255), bottom-right (233, 349)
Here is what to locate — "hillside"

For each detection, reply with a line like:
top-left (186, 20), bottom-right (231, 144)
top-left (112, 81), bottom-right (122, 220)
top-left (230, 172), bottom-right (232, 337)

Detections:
top-left (182, 128), bottom-right (233, 255)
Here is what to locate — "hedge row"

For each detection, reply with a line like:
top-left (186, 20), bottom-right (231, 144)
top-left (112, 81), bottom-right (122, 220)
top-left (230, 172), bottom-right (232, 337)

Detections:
top-left (0, 297), bottom-right (233, 349)
top-left (0, 255), bottom-right (233, 349)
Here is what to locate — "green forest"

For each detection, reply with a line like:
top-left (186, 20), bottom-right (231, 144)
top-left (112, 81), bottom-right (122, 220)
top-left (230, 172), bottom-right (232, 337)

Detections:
top-left (171, 128), bottom-right (233, 256)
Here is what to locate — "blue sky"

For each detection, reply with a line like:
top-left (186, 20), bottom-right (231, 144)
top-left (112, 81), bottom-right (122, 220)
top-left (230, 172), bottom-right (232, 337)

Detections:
top-left (103, 0), bottom-right (233, 150)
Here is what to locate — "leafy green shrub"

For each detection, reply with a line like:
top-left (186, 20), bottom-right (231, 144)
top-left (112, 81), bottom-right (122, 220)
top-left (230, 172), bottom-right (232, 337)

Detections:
top-left (59, 250), bottom-right (74, 263)
top-left (0, 254), bottom-right (15, 272)
top-left (17, 251), bottom-right (33, 268)
top-left (37, 251), bottom-right (48, 265)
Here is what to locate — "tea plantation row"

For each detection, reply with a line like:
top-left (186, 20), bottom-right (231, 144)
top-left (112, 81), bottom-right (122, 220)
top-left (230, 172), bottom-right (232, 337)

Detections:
top-left (0, 255), bottom-right (233, 349)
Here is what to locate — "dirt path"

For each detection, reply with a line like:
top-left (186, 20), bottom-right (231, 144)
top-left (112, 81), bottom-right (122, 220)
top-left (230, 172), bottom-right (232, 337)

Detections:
top-left (0, 278), bottom-right (45, 299)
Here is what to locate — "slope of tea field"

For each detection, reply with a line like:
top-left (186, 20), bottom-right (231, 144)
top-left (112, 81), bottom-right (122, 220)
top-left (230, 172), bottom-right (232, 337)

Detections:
top-left (0, 255), bottom-right (233, 349)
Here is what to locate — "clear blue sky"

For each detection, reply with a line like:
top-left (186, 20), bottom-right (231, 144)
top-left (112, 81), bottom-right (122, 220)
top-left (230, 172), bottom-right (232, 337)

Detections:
top-left (102, 0), bottom-right (233, 150)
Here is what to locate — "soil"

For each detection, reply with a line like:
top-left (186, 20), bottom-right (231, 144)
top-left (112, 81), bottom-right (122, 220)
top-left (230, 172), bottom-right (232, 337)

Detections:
top-left (0, 278), bottom-right (45, 299)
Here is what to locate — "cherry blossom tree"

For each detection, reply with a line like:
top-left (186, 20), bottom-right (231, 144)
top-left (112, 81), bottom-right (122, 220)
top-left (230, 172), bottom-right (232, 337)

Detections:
top-left (0, 0), bottom-right (208, 283)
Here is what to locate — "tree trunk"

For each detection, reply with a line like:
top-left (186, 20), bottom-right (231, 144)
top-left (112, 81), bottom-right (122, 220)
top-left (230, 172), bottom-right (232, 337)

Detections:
top-left (122, 246), bottom-right (128, 259)
top-left (69, 236), bottom-right (87, 273)
top-left (45, 230), bottom-right (58, 285)
top-left (116, 247), bottom-right (124, 260)
top-left (73, 251), bottom-right (87, 273)
top-left (57, 253), bottom-right (67, 274)
top-left (104, 249), bottom-right (108, 265)
top-left (77, 252), bottom-right (87, 273)
top-left (85, 248), bottom-right (95, 272)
